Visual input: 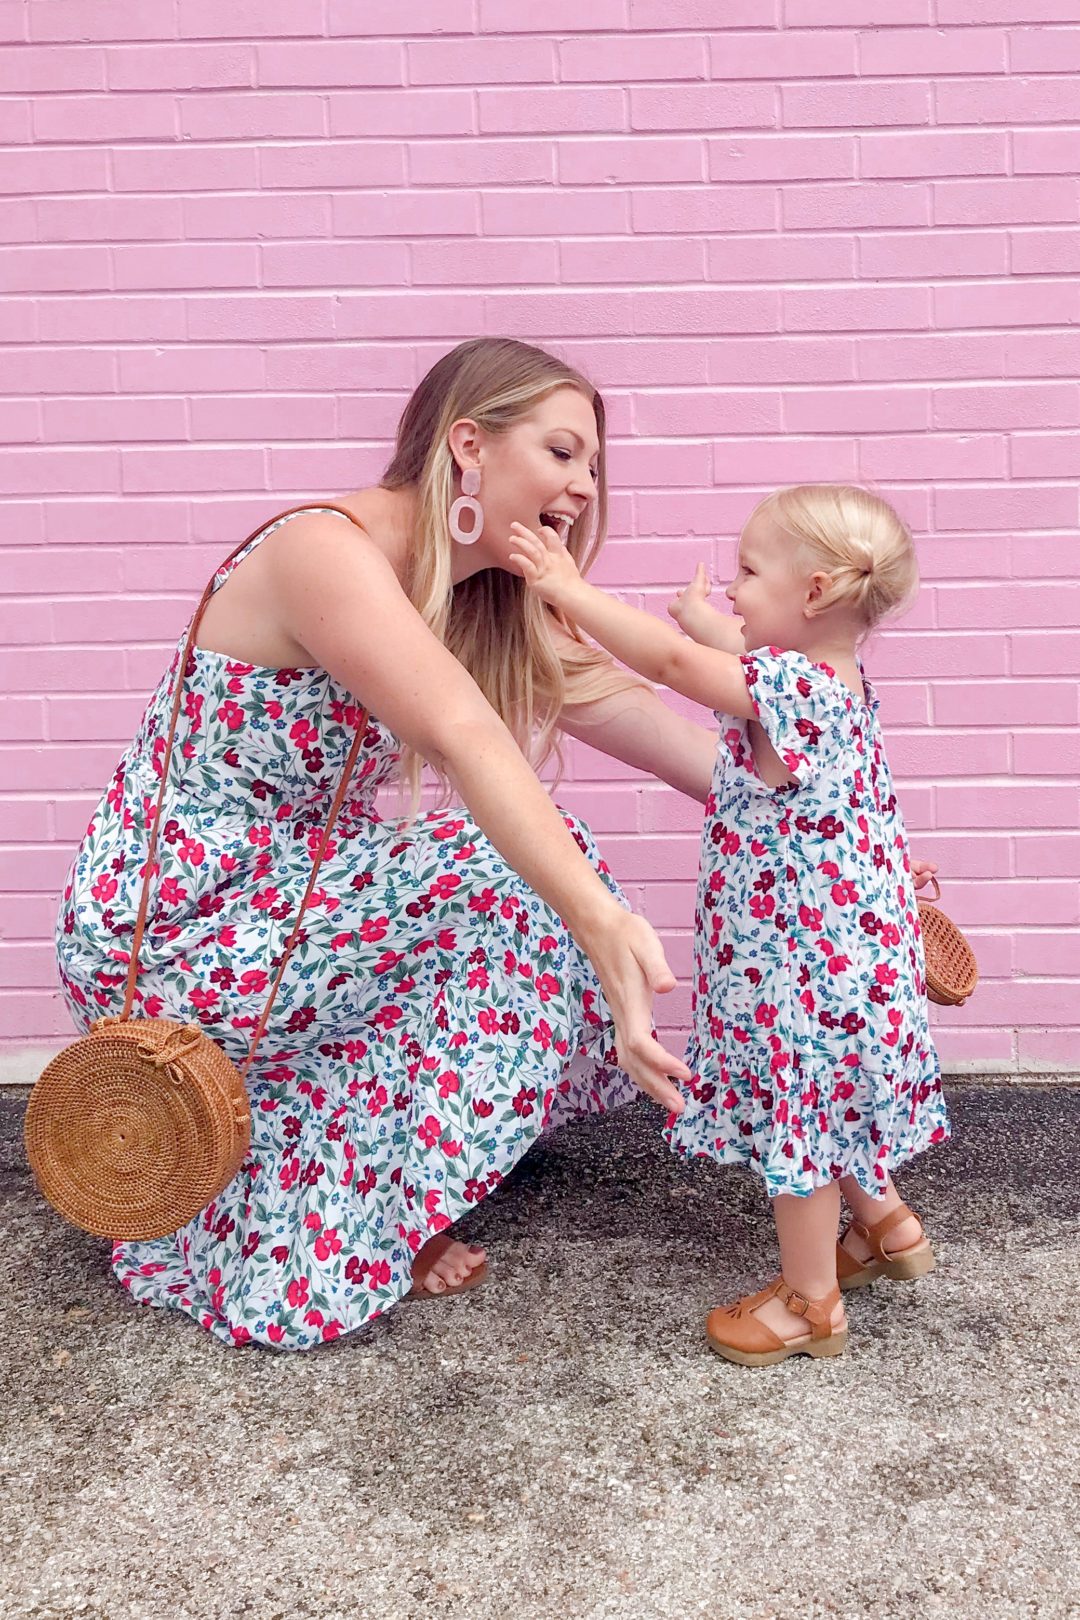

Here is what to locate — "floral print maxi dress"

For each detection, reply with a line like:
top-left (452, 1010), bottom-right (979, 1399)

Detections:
top-left (665, 648), bottom-right (949, 1200)
top-left (55, 510), bottom-right (636, 1349)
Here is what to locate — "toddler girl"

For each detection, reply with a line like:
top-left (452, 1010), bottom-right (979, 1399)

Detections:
top-left (509, 484), bottom-right (949, 1367)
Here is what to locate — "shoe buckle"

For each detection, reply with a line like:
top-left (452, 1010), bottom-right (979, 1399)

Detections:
top-left (781, 1284), bottom-right (811, 1317)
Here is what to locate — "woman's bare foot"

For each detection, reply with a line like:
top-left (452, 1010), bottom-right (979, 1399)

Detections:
top-left (408, 1234), bottom-right (488, 1297)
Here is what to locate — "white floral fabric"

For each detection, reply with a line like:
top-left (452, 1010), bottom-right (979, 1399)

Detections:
top-left (56, 512), bottom-right (635, 1349)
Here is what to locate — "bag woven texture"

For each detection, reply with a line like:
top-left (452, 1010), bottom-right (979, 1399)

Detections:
top-left (917, 877), bottom-right (979, 1007)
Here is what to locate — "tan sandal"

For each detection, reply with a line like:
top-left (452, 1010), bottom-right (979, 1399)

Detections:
top-left (836, 1203), bottom-right (935, 1291)
top-left (705, 1276), bottom-right (848, 1367)
top-left (406, 1235), bottom-right (489, 1301)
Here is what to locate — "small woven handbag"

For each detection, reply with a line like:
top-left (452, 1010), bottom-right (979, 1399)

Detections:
top-left (917, 876), bottom-right (979, 1007)
top-left (25, 506), bottom-right (369, 1243)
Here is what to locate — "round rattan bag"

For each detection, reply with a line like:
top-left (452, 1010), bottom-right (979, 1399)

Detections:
top-left (917, 877), bottom-right (978, 1007)
top-left (25, 506), bottom-right (370, 1243)
top-left (25, 1018), bottom-right (250, 1242)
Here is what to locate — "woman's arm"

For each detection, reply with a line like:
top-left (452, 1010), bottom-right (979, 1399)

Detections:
top-left (547, 613), bottom-right (715, 801)
top-left (557, 679), bottom-right (717, 805)
top-left (263, 512), bottom-right (691, 1108)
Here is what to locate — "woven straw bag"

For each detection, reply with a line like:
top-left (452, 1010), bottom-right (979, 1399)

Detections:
top-left (25, 506), bottom-right (369, 1242)
top-left (917, 876), bottom-right (979, 1007)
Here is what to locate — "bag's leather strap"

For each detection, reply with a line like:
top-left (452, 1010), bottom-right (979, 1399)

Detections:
top-left (119, 504), bottom-right (370, 1081)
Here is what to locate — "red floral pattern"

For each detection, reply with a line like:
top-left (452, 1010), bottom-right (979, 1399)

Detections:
top-left (665, 649), bottom-right (949, 1199)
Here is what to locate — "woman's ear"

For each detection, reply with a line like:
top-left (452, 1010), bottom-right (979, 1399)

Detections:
top-left (447, 417), bottom-right (482, 476)
top-left (804, 570), bottom-right (832, 619)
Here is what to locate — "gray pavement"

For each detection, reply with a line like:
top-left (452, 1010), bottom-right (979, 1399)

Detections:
top-left (1, 1082), bottom-right (1078, 1620)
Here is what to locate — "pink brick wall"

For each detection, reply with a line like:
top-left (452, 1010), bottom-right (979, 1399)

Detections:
top-left (2, 4), bottom-right (1078, 1075)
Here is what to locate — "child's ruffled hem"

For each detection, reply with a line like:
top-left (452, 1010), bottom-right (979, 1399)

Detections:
top-left (664, 1042), bottom-right (949, 1200)
top-left (664, 1111), bottom-right (950, 1200)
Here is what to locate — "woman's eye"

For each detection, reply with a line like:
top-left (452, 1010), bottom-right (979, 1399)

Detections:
top-left (551, 447), bottom-right (571, 462)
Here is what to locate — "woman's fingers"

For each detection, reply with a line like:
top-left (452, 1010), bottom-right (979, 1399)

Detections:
top-left (639, 940), bottom-right (676, 996)
top-left (598, 916), bottom-right (691, 1108)
top-left (575, 905), bottom-right (690, 1110)
top-left (629, 1056), bottom-right (687, 1114)
top-left (620, 1021), bottom-right (691, 1107)
top-left (626, 914), bottom-right (680, 1000)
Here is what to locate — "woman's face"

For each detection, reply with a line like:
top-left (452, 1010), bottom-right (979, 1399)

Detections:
top-left (450, 385), bottom-right (600, 569)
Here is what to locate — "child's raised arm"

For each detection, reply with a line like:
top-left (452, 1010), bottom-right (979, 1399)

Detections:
top-left (508, 521), bottom-right (755, 719)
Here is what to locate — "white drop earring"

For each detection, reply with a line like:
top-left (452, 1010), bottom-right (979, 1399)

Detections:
top-left (448, 468), bottom-right (483, 545)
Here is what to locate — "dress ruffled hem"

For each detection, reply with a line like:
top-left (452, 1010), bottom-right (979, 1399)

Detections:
top-left (663, 1043), bottom-right (949, 1200)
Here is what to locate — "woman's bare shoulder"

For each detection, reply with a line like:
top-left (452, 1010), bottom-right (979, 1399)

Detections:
top-left (272, 489), bottom-right (419, 590)
top-left (195, 492), bottom-right (404, 665)
top-left (265, 496), bottom-right (504, 760)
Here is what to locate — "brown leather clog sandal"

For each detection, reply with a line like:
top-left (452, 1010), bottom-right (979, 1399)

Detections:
top-left (836, 1203), bottom-right (935, 1291)
top-left (705, 1276), bottom-right (848, 1367)
top-left (406, 1234), bottom-right (489, 1301)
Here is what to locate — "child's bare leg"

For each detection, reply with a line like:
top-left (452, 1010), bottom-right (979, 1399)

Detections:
top-left (839, 1172), bottom-right (924, 1262)
top-left (752, 1182), bottom-right (846, 1339)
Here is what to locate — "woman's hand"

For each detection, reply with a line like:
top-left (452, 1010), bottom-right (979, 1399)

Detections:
top-left (577, 903), bottom-right (690, 1114)
top-left (910, 856), bottom-right (939, 892)
top-left (508, 520), bottom-right (586, 612)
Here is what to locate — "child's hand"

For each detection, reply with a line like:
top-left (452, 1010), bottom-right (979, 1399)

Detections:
top-left (669, 563), bottom-right (745, 654)
top-left (508, 520), bottom-right (585, 610)
top-left (668, 562), bottom-right (713, 633)
top-left (911, 857), bottom-right (939, 892)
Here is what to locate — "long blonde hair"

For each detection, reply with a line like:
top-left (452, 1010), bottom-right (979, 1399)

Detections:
top-left (751, 484), bottom-right (919, 632)
top-left (381, 337), bottom-right (642, 808)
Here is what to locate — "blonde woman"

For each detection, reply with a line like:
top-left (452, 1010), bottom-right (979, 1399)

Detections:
top-left (56, 338), bottom-right (718, 1349)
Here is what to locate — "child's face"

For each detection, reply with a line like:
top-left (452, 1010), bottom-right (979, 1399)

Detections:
top-left (726, 513), bottom-right (812, 652)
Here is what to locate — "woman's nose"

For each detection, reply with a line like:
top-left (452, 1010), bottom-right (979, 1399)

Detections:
top-left (725, 582), bottom-right (737, 602)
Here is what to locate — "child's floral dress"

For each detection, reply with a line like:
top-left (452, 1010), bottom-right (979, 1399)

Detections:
top-left (55, 510), bottom-right (636, 1350)
top-left (665, 648), bottom-right (949, 1198)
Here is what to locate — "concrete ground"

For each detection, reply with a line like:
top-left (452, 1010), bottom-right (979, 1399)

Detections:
top-left (1, 1082), bottom-right (1077, 1620)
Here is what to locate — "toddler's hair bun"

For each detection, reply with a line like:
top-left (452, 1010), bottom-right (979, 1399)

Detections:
top-left (752, 484), bottom-right (918, 630)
